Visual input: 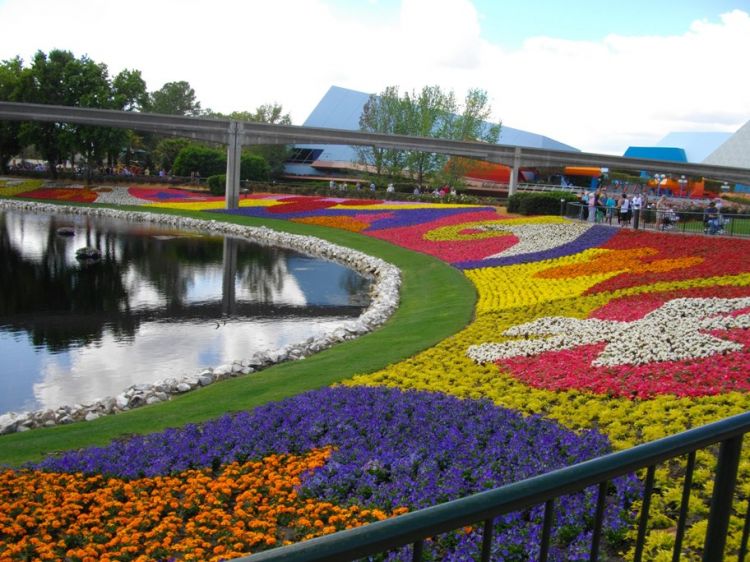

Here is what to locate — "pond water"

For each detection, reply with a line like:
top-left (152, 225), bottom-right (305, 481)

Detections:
top-left (0, 210), bottom-right (372, 415)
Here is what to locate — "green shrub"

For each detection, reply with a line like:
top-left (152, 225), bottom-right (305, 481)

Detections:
top-left (173, 145), bottom-right (226, 178)
top-left (240, 153), bottom-right (270, 181)
top-left (508, 191), bottom-right (578, 215)
top-left (207, 174), bottom-right (226, 195)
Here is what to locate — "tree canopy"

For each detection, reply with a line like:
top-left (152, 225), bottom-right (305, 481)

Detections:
top-left (147, 81), bottom-right (202, 116)
top-left (0, 50), bottom-right (293, 179)
top-left (208, 103), bottom-right (292, 178)
top-left (357, 85), bottom-right (501, 186)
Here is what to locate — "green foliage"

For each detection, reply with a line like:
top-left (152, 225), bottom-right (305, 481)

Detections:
top-left (0, 57), bottom-right (24, 172)
top-left (240, 152), bottom-right (270, 181)
top-left (208, 103), bottom-right (293, 178)
top-left (0, 49), bottom-right (286, 178)
top-left (147, 80), bottom-right (201, 116)
top-left (112, 69), bottom-right (148, 111)
top-left (225, 103), bottom-right (292, 125)
top-left (507, 191), bottom-right (578, 215)
top-left (172, 144), bottom-right (226, 177)
top-left (153, 138), bottom-right (192, 173)
top-left (207, 174), bottom-right (226, 195)
top-left (4, 50), bottom-right (149, 178)
top-left (357, 85), bottom-right (501, 186)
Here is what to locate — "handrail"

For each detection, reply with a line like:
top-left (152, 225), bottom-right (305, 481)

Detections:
top-left (565, 201), bottom-right (750, 237)
top-left (233, 411), bottom-right (750, 562)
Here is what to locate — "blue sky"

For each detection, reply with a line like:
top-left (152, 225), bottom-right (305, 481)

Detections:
top-left (1, 0), bottom-right (749, 154)
top-left (475, 0), bottom-right (750, 45)
top-left (328, 0), bottom-right (750, 45)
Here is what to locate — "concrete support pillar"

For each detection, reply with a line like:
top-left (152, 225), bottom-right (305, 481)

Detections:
top-left (225, 120), bottom-right (242, 209)
top-left (508, 146), bottom-right (522, 197)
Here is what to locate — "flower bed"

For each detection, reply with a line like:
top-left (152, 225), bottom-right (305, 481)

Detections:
top-left (3, 190), bottom-right (750, 559)
top-left (6, 387), bottom-right (637, 561)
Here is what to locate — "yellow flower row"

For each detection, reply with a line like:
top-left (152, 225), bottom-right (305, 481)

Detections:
top-left (349, 245), bottom-right (750, 558)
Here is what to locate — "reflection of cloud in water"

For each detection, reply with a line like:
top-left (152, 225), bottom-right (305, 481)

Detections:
top-left (3, 211), bottom-right (366, 414)
top-left (33, 317), bottom-right (346, 410)
top-left (234, 260), bottom-right (307, 306)
top-left (123, 266), bottom-right (164, 309)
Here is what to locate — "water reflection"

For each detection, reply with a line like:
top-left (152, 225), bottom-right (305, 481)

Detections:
top-left (0, 210), bottom-right (371, 414)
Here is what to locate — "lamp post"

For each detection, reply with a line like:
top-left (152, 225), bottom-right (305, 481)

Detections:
top-left (653, 173), bottom-right (664, 196)
top-left (678, 175), bottom-right (687, 198)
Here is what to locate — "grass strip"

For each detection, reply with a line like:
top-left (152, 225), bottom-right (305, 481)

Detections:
top-left (0, 204), bottom-right (476, 466)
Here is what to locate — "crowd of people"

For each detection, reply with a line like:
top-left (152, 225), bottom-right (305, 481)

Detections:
top-left (577, 188), bottom-right (732, 235)
top-left (327, 180), bottom-right (457, 198)
top-left (8, 160), bottom-right (169, 178)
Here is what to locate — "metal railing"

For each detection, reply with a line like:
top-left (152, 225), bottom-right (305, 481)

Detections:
top-left (516, 182), bottom-right (584, 194)
top-left (565, 202), bottom-right (750, 237)
top-left (233, 411), bottom-right (750, 562)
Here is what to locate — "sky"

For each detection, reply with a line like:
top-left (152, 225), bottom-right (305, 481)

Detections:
top-left (1, 0), bottom-right (749, 155)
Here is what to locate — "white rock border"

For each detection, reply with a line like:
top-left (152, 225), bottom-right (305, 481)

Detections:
top-left (0, 200), bottom-right (401, 434)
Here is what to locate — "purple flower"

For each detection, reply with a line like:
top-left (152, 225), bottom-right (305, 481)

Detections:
top-left (455, 225), bottom-right (618, 269)
top-left (32, 386), bottom-right (639, 560)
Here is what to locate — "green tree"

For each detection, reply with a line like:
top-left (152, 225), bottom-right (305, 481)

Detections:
top-left (0, 57), bottom-right (24, 173)
top-left (356, 86), bottom-right (409, 178)
top-left (19, 50), bottom-right (80, 177)
top-left (153, 138), bottom-right (192, 173)
top-left (240, 152), bottom-right (270, 181)
top-left (172, 144), bottom-right (226, 177)
top-left (402, 85), bottom-right (455, 187)
top-left (66, 56), bottom-right (122, 181)
top-left (109, 69), bottom-right (149, 168)
top-left (147, 81), bottom-right (202, 116)
top-left (227, 103), bottom-right (292, 126)
top-left (442, 88), bottom-right (501, 185)
top-left (357, 85), bottom-right (501, 187)
top-left (213, 103), bottom-right (292, 178)
top-left (112, 69), bottom-right (148, 111)
top-left (14, 50), bottom-right (141, 180)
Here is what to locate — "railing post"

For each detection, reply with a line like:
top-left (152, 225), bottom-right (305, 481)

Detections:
top-left (703, 435), bottom-right (744, 561)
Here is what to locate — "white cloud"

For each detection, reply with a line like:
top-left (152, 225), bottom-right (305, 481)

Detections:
top-left (1, 1), bottom-right (749, 154)
top-left (397, 0), bottom-right (482, 68)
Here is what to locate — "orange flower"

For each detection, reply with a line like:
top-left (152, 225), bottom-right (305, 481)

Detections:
top-left (0, 449), bottom-right (406, 561)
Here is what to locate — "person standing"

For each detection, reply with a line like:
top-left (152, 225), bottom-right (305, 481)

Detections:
top-left (619, 194), bottom-right (631, 227)
top-left (655, 195), bottom-right (667, 229)
top-left (631, 192), bottom-right (643, 230)
top-left (605, 193), bottom-right (616, 225)
top-left (704, 201), bottom-right (720, 234)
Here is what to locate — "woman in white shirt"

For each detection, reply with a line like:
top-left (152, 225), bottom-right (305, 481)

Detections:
top-left (619, 194), bottom-right (631, 226)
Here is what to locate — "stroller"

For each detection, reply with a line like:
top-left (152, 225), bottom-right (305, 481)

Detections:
top-left (660, 208), bottom-right (679, 231)
top-left (704, 214), bottom-right (729, 235)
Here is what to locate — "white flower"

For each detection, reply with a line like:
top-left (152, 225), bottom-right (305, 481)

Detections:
top-left (467, 297), bottom-right (750, 367)
top-left (481, 222), bottom-right (593, 258)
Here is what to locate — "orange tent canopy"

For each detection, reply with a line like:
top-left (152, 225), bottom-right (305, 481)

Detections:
top-left (564, 167), bottom-right (602, 177)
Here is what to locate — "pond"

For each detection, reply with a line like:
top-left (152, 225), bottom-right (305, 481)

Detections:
top-left (0, 209), bottom-right (372, 415)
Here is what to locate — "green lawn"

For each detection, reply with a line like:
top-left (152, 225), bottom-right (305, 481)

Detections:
top-left (0, 205), bottom-right (476, 466)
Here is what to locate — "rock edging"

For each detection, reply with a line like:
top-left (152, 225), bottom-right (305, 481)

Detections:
top-left (0, 201), bottom-right (401, 434)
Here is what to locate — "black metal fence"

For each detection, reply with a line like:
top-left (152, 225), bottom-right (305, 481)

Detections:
top-left (564, 201), bottom-right (750, 237)
top-left (232, 412), bottom-right (750, 562)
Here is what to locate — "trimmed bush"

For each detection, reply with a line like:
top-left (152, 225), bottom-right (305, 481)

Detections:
top-left (240, 153), bottom-right (270, 181)
top-left (508, 191), bottom-right (579, 215)
top-left (173, 145), bottom-right (226, 178)
top-left (207, 174), bottom-right (226, 195)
